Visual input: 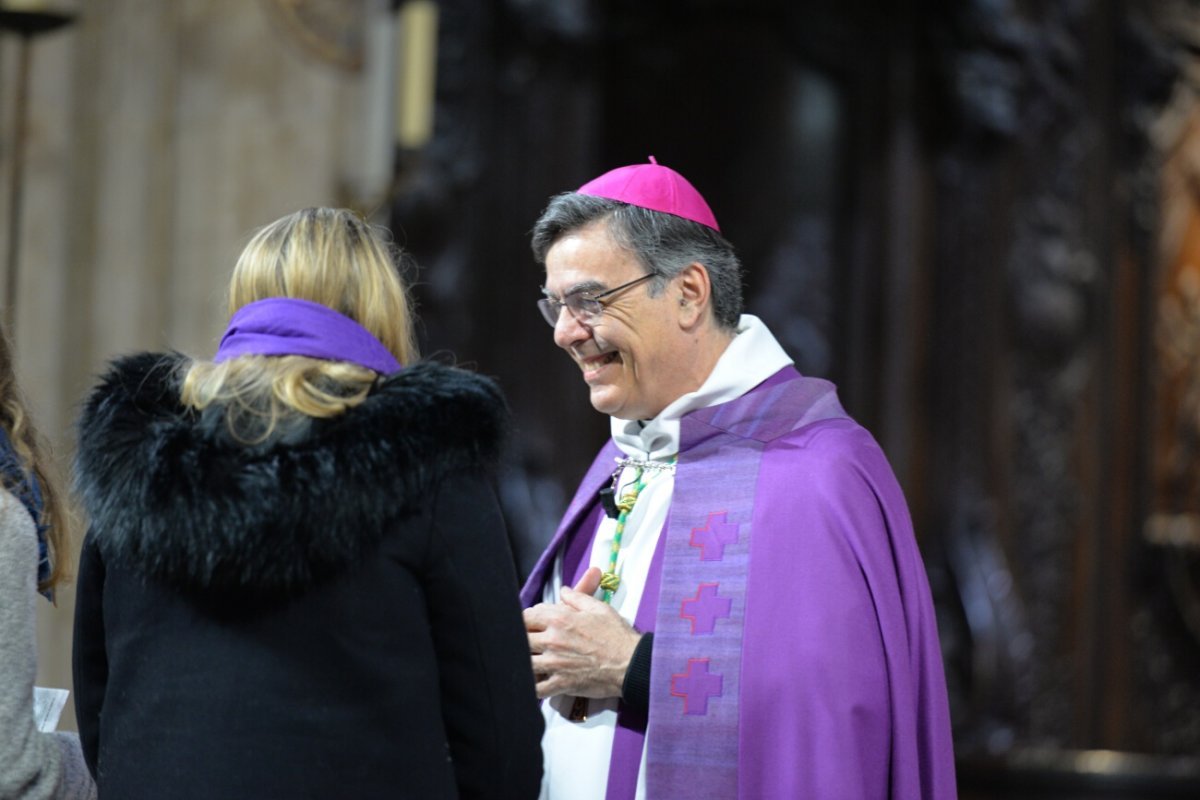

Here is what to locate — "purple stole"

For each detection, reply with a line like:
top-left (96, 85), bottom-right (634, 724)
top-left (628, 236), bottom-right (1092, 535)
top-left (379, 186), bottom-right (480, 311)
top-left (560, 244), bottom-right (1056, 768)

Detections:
top-left (521, 367), bottom-right (848, 799)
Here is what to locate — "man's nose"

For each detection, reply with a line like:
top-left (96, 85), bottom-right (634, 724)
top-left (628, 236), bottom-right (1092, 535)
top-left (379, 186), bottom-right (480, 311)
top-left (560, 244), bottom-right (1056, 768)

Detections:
top-left (553, 307), bottom-right (590, 350)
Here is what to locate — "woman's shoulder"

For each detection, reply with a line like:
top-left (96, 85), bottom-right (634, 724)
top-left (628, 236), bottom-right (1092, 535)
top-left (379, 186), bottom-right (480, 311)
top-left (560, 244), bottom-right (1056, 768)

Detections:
top-left (86, 350), bottom-right (184, 399)
top-left (374, 361), bottom-right (506, 423)
top-left (0, 487), bottom-right (35, 578)
top-left (77, 351), bottom-right (186, 436)
top-left (361, 360), bottom-right (508, 461)
top-left (72, 355), bottom-right (510, 603)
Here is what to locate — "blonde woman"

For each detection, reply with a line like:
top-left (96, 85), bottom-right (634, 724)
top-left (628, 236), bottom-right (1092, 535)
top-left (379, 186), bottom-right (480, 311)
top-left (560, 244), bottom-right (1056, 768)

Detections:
top-left (0, 324), bottom-right (95, 800)
top-left (71, 208), bottom-right (543, 799)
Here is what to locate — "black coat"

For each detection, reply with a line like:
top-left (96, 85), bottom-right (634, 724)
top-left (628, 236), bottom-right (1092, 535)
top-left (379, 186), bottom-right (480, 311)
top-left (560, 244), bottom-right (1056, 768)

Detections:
top-left (71, 353), bottom-right (543, 799)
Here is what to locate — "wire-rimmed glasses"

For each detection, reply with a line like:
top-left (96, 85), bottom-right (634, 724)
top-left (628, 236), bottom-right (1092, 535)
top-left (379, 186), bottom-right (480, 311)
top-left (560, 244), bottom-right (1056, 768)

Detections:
top-left (537, 273), bottom-right (655, 328)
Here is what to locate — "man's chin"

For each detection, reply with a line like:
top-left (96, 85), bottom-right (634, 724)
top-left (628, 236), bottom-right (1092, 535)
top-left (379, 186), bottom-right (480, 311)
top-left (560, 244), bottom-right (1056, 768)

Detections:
top-left (588, 387), bottom-right (623, 417)
top-left (589, 390), bottom-right (657, 421)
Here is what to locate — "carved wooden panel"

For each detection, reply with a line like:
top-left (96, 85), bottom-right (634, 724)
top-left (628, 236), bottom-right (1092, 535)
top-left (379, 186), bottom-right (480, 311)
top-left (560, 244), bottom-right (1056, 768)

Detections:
top-left (393, 0), bottom-right (1200, 782)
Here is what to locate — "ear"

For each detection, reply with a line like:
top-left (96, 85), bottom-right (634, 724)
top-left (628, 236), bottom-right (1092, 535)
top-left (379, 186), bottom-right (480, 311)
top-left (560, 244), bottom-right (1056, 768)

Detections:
top-left (675, 262), bottom-right (712, 328)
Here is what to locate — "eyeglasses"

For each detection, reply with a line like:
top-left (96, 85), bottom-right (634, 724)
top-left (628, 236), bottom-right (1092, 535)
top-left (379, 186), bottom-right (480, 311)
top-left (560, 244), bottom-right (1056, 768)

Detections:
top-left (537, 273), bottom-right (656, 328)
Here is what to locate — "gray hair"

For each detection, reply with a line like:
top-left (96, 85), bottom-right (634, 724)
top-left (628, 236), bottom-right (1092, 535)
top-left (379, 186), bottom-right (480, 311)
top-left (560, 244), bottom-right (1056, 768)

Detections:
top-left (531, 193), bottom-right (743, 330)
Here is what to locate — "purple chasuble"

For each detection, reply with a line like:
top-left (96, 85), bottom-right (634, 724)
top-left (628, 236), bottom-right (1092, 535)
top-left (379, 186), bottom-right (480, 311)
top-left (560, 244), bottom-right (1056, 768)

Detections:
top-left (521, 367), bottom-right (957, 800)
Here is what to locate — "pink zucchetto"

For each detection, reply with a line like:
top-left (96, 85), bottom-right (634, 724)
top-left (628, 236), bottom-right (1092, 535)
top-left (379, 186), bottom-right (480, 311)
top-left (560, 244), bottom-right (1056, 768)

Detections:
top-left (576, 155), bottom-right (720, 232)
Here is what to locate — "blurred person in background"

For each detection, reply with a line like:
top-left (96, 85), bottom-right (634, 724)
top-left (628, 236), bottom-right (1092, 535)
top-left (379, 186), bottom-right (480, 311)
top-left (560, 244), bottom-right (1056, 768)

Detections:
top-left (0, 323), bottom-right (95, 800)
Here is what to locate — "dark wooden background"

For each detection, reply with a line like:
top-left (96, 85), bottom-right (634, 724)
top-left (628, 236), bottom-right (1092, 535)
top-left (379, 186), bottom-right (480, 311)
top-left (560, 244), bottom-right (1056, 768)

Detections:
top-left (388, 0), bottom-right (1200, 794)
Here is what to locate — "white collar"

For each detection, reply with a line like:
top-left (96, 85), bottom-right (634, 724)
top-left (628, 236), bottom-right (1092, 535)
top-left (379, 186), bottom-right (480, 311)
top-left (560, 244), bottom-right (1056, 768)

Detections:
top-left (610, 314), bottom-right (793, 460)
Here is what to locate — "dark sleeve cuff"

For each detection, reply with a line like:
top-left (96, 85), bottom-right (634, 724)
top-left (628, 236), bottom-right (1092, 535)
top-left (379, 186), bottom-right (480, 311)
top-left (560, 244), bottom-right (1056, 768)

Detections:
top-left (620, 632), bottom-right (654, 713)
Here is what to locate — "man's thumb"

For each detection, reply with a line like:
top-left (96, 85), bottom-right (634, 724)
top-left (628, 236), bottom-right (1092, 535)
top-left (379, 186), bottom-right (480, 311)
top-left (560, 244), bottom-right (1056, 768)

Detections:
top-left (571, 566), bottom-right (603, 597)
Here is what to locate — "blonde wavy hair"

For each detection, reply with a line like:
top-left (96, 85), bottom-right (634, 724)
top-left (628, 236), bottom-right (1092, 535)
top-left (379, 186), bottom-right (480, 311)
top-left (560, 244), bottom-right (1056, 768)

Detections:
top-left (0, 325), bottom-right (68, 594)
top-left (181, 208), bottom-right (418, 443)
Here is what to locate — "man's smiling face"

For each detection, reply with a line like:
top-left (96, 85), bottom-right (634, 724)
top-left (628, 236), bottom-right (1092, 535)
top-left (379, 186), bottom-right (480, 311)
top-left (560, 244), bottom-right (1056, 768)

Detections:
top-left (543, 221), bottom-right (690, 421)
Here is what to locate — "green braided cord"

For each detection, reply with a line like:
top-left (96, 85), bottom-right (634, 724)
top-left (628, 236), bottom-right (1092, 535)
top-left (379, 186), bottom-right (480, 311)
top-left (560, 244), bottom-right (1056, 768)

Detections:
top-left (601, 467), bottom-right (646, 603)
top-left (600, 456), bottom-right (677, 604)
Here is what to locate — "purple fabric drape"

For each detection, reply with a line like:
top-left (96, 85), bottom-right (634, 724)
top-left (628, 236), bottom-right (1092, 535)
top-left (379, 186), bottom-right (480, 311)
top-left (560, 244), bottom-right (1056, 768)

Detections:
top-left (521, 441), bottom-right (619, 608)
top-left (603, 526), bottom-right (666, 800)
top-left (522, 366), bottom-right (958, 799)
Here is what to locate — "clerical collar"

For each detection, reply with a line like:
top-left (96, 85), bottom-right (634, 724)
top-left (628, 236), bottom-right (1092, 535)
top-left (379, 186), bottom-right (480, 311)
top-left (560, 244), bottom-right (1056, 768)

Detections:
top-left (610, 314), bottom-right (793, 460)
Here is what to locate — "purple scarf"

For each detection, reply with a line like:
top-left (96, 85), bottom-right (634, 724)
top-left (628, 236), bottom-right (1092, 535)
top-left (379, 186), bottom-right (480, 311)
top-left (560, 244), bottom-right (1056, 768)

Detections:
top-left (214, 298), bottom-right (402, 374)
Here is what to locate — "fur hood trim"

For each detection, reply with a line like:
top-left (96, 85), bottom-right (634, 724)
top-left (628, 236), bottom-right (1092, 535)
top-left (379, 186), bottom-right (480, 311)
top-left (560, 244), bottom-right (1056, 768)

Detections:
top-left (74, 352), bottom-right (507, 599)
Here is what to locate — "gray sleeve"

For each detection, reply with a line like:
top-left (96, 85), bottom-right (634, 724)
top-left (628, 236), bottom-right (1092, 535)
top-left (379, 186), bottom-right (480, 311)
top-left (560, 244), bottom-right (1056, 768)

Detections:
top-left (0, 492), bottom-right (94, 800)
top-left (50, 734), bottom-right (96, 800)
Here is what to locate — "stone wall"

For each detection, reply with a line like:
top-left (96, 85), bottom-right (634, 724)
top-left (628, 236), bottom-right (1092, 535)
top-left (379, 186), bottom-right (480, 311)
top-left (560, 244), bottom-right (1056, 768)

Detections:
top-left (0, 0), bottom-right (374, 731)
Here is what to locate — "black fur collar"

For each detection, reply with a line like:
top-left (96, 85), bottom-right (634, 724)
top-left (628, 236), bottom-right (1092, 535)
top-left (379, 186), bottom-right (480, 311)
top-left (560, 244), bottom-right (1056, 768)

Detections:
top-left (74, 352), bottom-right (506, 598)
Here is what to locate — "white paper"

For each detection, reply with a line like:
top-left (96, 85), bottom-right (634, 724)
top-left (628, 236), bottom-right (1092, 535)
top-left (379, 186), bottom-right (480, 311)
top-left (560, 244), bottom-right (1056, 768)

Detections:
top-left (33, 686), bottom-right (69, 732)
